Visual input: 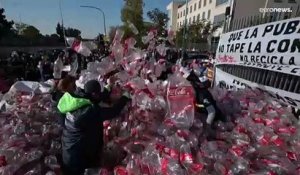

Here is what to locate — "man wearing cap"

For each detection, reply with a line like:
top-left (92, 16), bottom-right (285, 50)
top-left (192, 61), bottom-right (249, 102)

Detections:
top-left (57, 79), bottom-right (131, 174)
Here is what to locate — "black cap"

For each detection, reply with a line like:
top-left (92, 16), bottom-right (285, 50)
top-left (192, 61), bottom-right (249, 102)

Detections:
top-left (84, 80), bottom-right (101, 95)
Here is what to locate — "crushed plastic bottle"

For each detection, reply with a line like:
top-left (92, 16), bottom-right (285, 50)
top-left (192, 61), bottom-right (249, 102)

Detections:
top-left (127, 21), bottom-right (139, 35)
top-left (68, 54), bottom-right (78, 77)
top-left (53, 56), bottom-right (64, 79)
top-left (156, 43), bottom-right (167, 57)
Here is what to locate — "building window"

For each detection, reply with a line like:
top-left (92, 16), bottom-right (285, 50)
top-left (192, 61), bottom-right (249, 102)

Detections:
top-left (181, 11), bottom-right (182, 17)
top-left (213, 13), bottom-right (225, 26)
top-left (178, 13), bottom-right (180, 19)
top-left (216, 0), bottom-right (228, 6)
top-left (288, 0), bottom-right (295, 3)
top-left (194, 3), bottom-right (197, 11)
top-left (199, 0), bottom-right (202, 8)
top-left (208, 9), bottom-right (211, 19)
top-left (193, 16), bottom-right (196, 23)
top-left (204, 0), bottom-right (207, 7)
top-left (197, 14), bottom-right (200, 21)
top-left (183, 10), bottom-right (185, 16)
top-left (202, 12), bottom-right (205, 19)
top-left (210, 0), bottom-right (212, 3)
top-left (274, 0), bottom-right (282, 2)
top-left (190, 6), bottom-right (192, 13)
top-left (189, 18), bottom-right (191, 24)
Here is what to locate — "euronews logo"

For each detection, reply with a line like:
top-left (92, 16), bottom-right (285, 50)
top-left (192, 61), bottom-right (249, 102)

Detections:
top-left (259, 8), bottom-right (293, 13)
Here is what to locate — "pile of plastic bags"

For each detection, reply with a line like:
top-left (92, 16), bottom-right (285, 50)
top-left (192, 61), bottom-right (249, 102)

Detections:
top-left (0, 89), bottom-right (62, 175)
top-left (80, 26), bottom-right (300, 174)
top-left (99, 86), bottom-right (300, 175)
top-left (0, 24), bottom-right (299, 175)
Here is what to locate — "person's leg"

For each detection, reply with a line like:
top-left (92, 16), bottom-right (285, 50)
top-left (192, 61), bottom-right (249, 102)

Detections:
top-left (62, 148), bottom-right (85, 175)
top-left (62, 165), bottom-right (84, 175)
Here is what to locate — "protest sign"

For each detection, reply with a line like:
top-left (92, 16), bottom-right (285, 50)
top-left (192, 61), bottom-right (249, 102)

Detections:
top-left (216, 17), bottom-right (300, 66)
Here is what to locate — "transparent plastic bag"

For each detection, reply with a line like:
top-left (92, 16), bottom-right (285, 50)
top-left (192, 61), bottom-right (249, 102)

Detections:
top-left (127, 22), bottom-right (139, 35)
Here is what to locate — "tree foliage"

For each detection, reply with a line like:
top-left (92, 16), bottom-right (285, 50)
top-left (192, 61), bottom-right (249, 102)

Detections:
top-left (14, 22), bottom-right (29, 35)
top-left (0, 8), bottom-right (14, 39)
top-left (176, 20), bottom-right (218, 48)
top-left (65, 27), bottom-right (81, 37)
top-left (56, 23), bottom-right (64, 41)
top-left (147, 8), bottom-right (169, 37)
top-left (56, 23), bottom-right (81, 41)
top-left (0, 8), bottom-right (64, 46)
top-left (22, 25), bottom-right (41, 40)
top-left (121, 0), bottom-right (144, 44)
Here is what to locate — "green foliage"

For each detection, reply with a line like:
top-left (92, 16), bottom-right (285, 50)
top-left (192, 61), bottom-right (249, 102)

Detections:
top-left (0, 8), bottom-right (14, 39)
top-left (0, 8), bottom-right (64, 46)
top-left (65, 28), bottom-right (81, 38)
top-left (14, 22), bottom-right (29, 35)
top-left (143, 21), bottom-right (155, 31)
top-left (147, 8), bottom-right (169, 37)
top-left (21, 25), bottom-right (41, 40)
top-left (121, 0), bottom-right (144, 45)
top-left (56, 23), bottom-right (64, 41)
top-left (176, 20), bottom-right (217, 48)
top-left (56, 23), bottom-right (81, 41)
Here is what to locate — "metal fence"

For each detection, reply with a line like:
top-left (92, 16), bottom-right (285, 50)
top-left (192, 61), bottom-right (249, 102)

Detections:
top-left (225, 5), bottom-right (300, 33)
top-left (217, 64), bottom-right (300, 94)
top-left (217, 7), bottom-right (300, 96)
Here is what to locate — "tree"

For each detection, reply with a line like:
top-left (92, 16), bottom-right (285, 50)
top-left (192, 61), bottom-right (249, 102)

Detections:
top-left (147, 8), bottom-right (169, 37)
top-left (0, 8), bottom-right (14, 39)
top-left (56, 23), bottom-right (64, 41)
top-left (121, 0), bottom-right (144, 44)
top-left (14, 22), bottom-right (29, 35)
top-left (144, 21), bottom-right (155, 32)
top-left (50, 33), bottom-right (60, 40)
top-left (56, 23), bottom-right (81, 41)
top-left (65, 27), bottom-right (81, 38)
top-left (22, 25), bottom-right (41, 40)
top-left (176, 20), bottom-right (217, 49)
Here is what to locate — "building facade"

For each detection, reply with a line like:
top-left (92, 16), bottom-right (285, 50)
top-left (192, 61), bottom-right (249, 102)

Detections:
top-left (167, 1), bottom-right (186, 32)
top-left (167, 0), bottom-right (231, 51)
top-left (167, 0), bottom-right (231, 32)
top-left (232, 0), bottom-right (300, 21)
top-left (167, 0), bottom-right (300, 31)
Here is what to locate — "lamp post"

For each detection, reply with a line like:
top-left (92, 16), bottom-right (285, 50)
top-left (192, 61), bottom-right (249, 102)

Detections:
top-left (80, 5), bottom-right (107, 37)
top-left (59, 0), bottom-right (67, 46)
top-left (182, 0), bottom-right (189, 59)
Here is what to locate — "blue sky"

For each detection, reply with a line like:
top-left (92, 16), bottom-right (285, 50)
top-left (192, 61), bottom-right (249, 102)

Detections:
top-left (1, 0), bottom-right (171, 38)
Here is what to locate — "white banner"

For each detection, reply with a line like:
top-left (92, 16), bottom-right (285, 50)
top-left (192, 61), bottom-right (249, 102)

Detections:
top-left (215, 68), bottom-right (300, 108)
top-left (216, 17), bottom-right (300, 66)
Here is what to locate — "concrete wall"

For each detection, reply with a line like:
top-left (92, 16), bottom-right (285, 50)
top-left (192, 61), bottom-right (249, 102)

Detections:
top-left (233, 0), bottom-right (300, 20)
top-left (0, 46), bottom-right (65, 59)
top-left (233, 0), bottom-right (267, 20)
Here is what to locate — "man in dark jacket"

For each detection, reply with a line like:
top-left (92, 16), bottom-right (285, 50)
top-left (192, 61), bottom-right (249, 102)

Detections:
top-left (182, 68), bottom-right (226, 139)
top-left (57, 80), bottom-right (131, 175)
